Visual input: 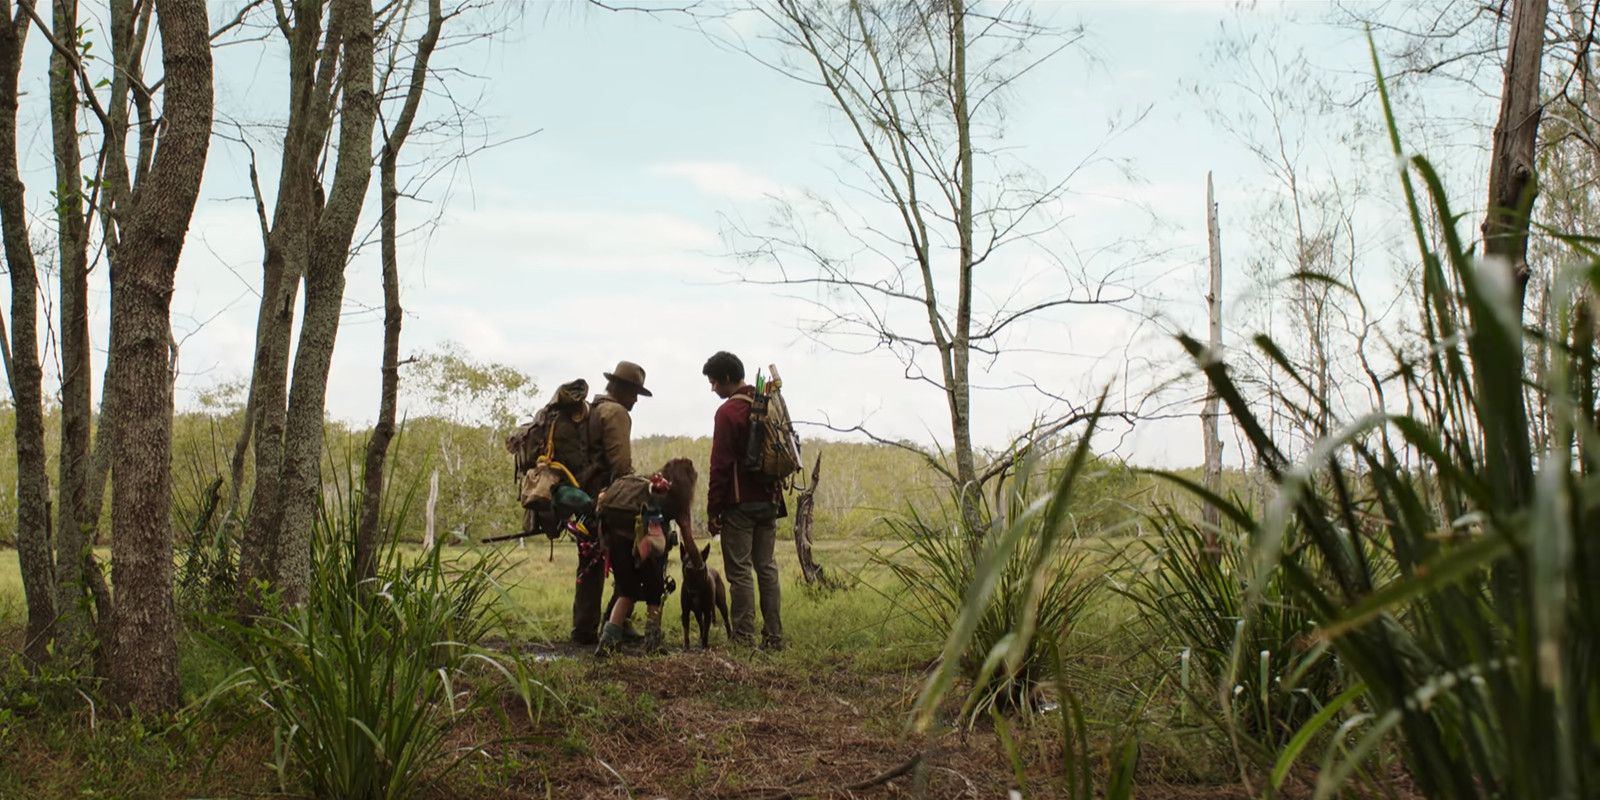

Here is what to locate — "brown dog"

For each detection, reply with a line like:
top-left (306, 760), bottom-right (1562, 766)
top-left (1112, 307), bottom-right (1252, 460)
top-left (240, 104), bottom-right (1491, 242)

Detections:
top-left (681, 543), bottom-right (732, 649)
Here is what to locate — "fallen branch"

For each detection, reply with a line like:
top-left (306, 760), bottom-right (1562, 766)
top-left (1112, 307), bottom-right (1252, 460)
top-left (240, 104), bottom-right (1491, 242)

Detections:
top-left (845, 747), bottom-right (943, 791)
top-left (717, 746), bottom-right (954, 800)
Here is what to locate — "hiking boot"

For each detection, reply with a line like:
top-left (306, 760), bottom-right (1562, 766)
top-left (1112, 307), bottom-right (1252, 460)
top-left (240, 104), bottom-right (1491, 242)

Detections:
top-left (640, 628), bottom-right (665, 654)
top-left (595, 622), bottom-right (629, 658)
top-left (760, 636), bottom-right (786, 653)
top-left (571, 629), bottom-right (599, 647)
top-left (640, 608), bottom-right (666, 654)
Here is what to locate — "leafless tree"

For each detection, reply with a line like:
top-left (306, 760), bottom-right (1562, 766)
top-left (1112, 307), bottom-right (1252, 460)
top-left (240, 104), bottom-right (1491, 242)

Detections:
top-left (1484, 0), bottom-right (1550, 312)
top-left (234, 0), bottom-right (379, 609)
top-left (1191, 22), bottom-right (1412, 473)
top-left (357, 0), bottom-right (447, 580)
top-left (1480, 0), bottom-right (1548, 507)
top-left (720, 0), bottom-right (1140, 524)
top-left (48, 0), bottom-right (109, 668)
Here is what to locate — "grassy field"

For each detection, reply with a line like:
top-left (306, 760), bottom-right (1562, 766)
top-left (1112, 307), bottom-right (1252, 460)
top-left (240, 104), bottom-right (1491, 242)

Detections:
top-left (0, 525), bottom-right (1278, 799)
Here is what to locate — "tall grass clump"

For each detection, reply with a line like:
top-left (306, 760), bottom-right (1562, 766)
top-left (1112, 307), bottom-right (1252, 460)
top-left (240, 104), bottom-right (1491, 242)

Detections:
top-left (208, 457), bottom-right (551, 800)
top-left (904, 413), bottom-right (1141, 799)
top-left (1157, 40), bottom-right (1600, 799)
top-left (1120, 507), bottom-right (1345, 761)
top-left (887, 433), bottom-right (1106, 725)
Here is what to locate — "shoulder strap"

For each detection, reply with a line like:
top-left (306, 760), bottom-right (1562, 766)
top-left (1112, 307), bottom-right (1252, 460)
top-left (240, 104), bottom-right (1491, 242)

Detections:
top-left (729, 395), bottom-right (752, 404)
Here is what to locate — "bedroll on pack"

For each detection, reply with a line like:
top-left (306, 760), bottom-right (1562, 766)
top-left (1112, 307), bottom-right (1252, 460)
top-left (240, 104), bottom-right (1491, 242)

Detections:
top-left (505, 378), bottom-right (596, 535)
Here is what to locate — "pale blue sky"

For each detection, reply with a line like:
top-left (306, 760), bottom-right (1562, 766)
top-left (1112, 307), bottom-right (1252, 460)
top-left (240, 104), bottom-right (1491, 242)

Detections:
top-left (3, 1), bottom-right (1499, 467)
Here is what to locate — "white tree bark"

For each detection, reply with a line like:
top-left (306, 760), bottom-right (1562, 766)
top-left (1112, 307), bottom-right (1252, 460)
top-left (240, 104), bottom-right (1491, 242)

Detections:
top-left (1202, 172), bottom-right (1224, 539)
top-left (423, 467), bottom-right (439, 550)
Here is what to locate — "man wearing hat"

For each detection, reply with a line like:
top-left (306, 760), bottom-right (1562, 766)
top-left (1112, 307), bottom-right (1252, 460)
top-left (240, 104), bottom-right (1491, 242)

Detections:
top-left (571, 360), bottom-right (652, 646)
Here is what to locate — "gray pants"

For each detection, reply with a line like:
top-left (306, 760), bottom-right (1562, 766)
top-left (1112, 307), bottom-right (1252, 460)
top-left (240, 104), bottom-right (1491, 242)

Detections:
top-left (720, 505), bottom-right (782, 645)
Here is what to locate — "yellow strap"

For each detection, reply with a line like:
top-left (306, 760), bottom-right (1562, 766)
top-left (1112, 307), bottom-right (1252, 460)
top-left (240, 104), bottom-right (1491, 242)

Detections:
top-left (535, 413), bottom-right (584, 486)
top-left (536, 455), bottom-right (579, 487)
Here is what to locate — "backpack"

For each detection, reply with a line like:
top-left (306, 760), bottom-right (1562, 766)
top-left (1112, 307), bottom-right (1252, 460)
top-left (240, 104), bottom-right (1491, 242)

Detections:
top-left (505, 379), bottom-right (596, 535)
top-left (734, 364), bottom-right (804, 488)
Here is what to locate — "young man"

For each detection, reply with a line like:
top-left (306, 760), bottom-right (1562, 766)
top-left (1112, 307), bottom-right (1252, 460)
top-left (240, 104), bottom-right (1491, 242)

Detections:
top-left (573, 360), bottom-right (649, 647)
top-left (703, 351), bottom-right (786, 650)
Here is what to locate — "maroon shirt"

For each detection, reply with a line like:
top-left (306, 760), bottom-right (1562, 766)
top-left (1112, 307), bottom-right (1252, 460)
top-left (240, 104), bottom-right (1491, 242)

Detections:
top-left (708, 385), bottom-right (786, 520)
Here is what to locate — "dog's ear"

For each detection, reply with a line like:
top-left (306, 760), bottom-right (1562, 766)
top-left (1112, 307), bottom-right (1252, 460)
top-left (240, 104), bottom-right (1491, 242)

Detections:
top-left (701, 544), bottom-right (711, 561)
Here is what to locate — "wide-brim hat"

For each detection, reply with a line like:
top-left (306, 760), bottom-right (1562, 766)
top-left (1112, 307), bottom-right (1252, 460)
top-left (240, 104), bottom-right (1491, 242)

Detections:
top-left (604, 360), bottom-right (652, 397)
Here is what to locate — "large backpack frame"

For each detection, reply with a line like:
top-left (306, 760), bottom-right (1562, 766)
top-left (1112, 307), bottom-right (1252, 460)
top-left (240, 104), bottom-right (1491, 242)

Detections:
top-left (733, 364), bottom-right (804, 489)
top-left (505, 378), bottom-right (596, 536)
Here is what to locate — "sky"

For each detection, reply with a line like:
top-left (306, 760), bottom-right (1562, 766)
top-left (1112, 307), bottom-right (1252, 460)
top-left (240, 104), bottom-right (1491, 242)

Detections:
top-left (1, 0), bottom-right (1501, 468)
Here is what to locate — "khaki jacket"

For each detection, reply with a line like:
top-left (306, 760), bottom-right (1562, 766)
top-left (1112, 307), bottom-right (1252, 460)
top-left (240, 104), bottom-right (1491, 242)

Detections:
top-left (587, 395), bottom-right (634, 493)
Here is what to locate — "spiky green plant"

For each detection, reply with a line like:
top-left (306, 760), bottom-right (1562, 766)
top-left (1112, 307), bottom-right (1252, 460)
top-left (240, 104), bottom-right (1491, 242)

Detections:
top-left (203, 449), bottom-right (555, 800)
top-left (881, 456), bottom-right (1100, 724)
top-left (1160, 37), bottom-right (1600, 800)
top-left (1120, 506), bottom-right (1344, 761)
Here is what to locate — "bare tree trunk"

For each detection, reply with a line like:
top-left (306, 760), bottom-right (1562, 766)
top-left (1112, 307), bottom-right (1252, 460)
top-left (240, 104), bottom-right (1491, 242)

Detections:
top-left (1484, 0), bottom-right (1549, 312)
top-left (949, 0), bottom-right (979, 530)
top-left (0, 5), bottom-right (55, 665)
top-left (235, 247), bottom-right (298, 608)
top-left (355, 156), bottom-right (402, 580)
top-left (82, 366), bottom-right (115, 674)
top-left (105, 0), bottom-right (213, 714)
top-left (277, 0), bottom-right (378, 604)
top-left (358, 0), bottom-right (443, 582)
top-left (1202, 172), bottom-right (1224, 542)
top-left (1478, 0), bottom-right (1546, 510)
top-left (237, 1), bottom-right (340, 611)
top-left (50, 0), bottom-right (99, 662)
top-left (423, 468), bottom-right (439, 550)
top-left (793, 453), bottom-right (826, 583)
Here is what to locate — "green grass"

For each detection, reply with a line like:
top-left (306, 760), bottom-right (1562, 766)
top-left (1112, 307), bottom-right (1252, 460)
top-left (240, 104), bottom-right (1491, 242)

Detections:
top-left (491, 533), bottom-right (935, 667)
top-left (0, 550), bottom-right (20, 619)
top-left (0, 524), bottom-right (1249, 795)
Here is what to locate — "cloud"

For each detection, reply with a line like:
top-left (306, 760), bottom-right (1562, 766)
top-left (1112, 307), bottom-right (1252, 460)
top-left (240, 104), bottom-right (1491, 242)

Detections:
top-left (650, 161), bottom-right (786, 201)
top-left (412, 206), bottom-right (722, 285)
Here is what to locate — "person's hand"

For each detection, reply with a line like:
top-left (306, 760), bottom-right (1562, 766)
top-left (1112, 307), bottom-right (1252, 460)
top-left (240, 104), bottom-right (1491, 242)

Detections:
top-left (707, 515), bottom-right (723, 538)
